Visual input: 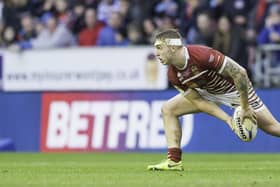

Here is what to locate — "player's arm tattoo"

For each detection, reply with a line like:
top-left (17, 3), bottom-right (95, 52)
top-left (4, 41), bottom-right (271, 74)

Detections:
top-left (221, 57), bottom-right (249, 109)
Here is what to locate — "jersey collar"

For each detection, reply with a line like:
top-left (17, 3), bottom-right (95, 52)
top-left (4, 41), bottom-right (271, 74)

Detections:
top-left (177, 47), bottom-right (189, 70)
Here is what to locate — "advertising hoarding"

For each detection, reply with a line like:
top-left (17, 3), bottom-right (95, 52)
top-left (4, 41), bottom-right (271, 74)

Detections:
top-left (2, 48), bottom-right (167, 91)
top-left (40, 92), bottom-right (193, 152)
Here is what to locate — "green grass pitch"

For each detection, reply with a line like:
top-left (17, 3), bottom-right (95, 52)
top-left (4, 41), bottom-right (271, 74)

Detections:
top-left (0, 153), bottom-right (279, 187)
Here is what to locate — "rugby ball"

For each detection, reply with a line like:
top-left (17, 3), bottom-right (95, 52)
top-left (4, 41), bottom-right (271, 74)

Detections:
top-left (232, 106), bottom-right (258, 142)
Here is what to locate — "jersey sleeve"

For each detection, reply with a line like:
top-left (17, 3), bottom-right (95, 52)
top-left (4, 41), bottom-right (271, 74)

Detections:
top-left (188, 46), bottom-right (225, 73)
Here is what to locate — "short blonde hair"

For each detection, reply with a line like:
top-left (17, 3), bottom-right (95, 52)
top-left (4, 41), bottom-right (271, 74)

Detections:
top-left (154, 29), bottom-right (183, 41)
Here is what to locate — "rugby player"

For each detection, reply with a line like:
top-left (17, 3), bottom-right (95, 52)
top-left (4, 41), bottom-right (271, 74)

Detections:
top-left (147, 29), bottom-right (280, 171)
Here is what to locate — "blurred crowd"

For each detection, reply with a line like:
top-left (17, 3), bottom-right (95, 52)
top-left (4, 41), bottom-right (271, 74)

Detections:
top-left (1, 0), bottom-right (280, 81)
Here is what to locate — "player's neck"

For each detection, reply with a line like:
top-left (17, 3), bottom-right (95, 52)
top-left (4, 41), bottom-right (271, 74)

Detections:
top-left (172, 48), bottom-right (186, 70)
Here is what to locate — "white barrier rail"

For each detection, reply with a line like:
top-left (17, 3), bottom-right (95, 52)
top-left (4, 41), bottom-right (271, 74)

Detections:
top-left (255, 44), bottom-right (280, 87)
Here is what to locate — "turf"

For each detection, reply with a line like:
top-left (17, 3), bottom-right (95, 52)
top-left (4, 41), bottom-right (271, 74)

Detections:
top-left (0, 153), bottom-right (279, 187)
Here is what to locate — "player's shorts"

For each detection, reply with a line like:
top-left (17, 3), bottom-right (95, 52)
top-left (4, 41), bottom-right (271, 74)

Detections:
top-left (193, 87), bottom-right (264, 111)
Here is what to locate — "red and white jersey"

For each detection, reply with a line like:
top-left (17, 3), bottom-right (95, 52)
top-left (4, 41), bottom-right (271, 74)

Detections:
top-left (168, 45), bottom-right (263, 110)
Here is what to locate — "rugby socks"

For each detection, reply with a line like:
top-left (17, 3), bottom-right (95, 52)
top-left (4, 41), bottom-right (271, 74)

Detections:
top-left (168, 148), bottom-right (182, 162)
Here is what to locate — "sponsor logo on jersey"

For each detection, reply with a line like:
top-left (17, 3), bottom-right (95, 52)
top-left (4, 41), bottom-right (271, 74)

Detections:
top-left (191, 65), bottom-right (199, 75)
top-left (209, 54), bottom-right (215, 63)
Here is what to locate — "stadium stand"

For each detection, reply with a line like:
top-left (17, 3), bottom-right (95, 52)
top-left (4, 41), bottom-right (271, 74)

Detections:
top-left (0, 0), bottom-right (280, 87)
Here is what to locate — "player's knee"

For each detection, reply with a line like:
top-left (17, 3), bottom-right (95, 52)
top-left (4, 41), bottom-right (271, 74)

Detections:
top-left (161, 102), bottom-right (175, 116)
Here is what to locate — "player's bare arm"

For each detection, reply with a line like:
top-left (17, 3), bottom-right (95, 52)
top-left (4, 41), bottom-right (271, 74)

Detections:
top-left (220, 57), bottom-right (256, 123)
top-left (184, 89), bottom-right (233, 129)
top-left (221, 57), bottom-right (249, 108)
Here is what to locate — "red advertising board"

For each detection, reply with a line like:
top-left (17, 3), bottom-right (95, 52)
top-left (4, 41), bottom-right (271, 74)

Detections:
top-left (41, 92), bottom-right (193, 152)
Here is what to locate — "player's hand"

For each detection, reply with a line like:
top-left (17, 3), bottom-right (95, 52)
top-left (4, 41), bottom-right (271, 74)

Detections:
top-left (226, 117), bottom-right (235, 131)
top-left (240, 106), bottom-right (257, 124)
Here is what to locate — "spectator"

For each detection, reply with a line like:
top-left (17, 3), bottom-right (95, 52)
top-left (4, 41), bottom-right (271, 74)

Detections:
top-left (0, 19), bottom-right (5, 46)
top-left (127, 22), bottom-right (146, 45)
top-left (30, 13), bottom-right (76, 49)
top-left (155, 15), bottom-right (176, 31)
top-left (258, 3), bottom-right (280, 43)
top-left (119, 0), bottom-right (133, 25)
top-left (97, 0), bottom-right (120, 24)
top-left (207, 0), bottom-right (224, 20)
top-left (212, 15), bottom-right (250, 77)
top-left (142, 18), bottom-right (157, 44)
top-left (78, 8), bottom-right (104, 46)
top-left (38, 0), bottom-right (55, 17)
top-left (179, 0), bottom-right (207, 37)
top-left (0, 0), bottom-right (260, 58)
top-left (96, 11), bottom-right (128, 46)
top-left (128, 0), bottom-right (158, 25)
top-left (222, 0), bottom-right (255, 28)
top-left (0, 26), bottom-right (17, 48)
top-left (68, 0), bottom-right (99, 9)
top-left (186, 11), bottom-right (214, 46)
top-left (154, 0), bottom-right (179, 18)
top-left (34, 18), bottom-right (45, 35)
top-left (2, 0), bottom-right (21, 30)
top-left (68, 2), bottom-right (86, 35)
top-left (153, 0), bottom-right (181, 31)
top-left (54, 0), bottom-right (70, 25)
top-left (257, 3), bottom-right (280, 67)
top-left (17, 13), bottom-right (37, 49)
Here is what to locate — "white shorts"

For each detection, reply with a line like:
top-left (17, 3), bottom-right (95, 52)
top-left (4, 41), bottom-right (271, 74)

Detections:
top-left (191, 88), bottom-right (264, 111)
